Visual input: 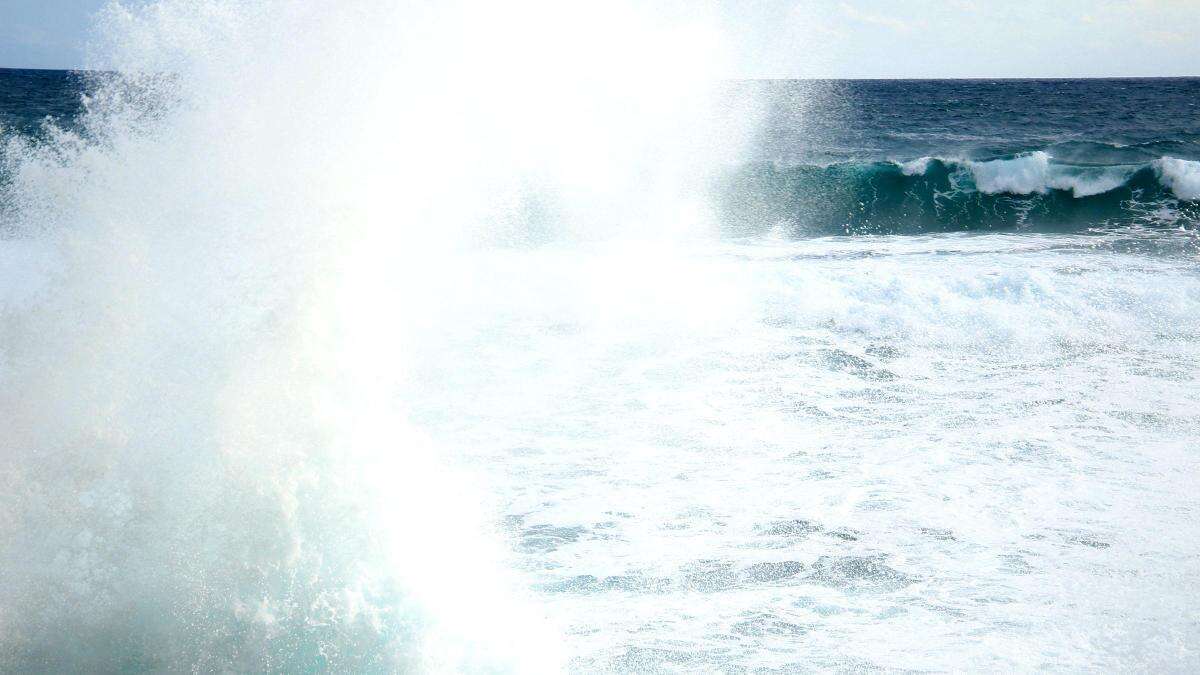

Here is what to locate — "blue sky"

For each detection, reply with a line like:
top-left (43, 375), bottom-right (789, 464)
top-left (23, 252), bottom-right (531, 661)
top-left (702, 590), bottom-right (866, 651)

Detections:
top-left (1, 0), bottom-right (1198, 76)
top-left (723, 0), bottom-right (1200, 78)
top-left (0, 0), bottom-right (107, 69)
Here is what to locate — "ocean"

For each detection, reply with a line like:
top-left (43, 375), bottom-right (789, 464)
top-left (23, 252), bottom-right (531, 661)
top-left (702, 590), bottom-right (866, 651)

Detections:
top-left (1, 35), bottom-right (1198, 675)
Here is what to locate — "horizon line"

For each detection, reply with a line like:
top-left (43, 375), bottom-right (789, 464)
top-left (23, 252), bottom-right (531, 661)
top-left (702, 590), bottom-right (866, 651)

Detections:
top-left (1, 65), bottom-right (1198, 81)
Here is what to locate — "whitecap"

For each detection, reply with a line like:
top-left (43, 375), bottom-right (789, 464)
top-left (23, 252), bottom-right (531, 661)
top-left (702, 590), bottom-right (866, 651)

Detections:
top-left (1154, 156), bottom-right (1200, 201)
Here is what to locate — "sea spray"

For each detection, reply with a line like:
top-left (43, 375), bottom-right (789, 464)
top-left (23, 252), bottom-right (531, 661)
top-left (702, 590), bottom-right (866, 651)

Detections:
top-left (0, 0), bottom-right (746, 670)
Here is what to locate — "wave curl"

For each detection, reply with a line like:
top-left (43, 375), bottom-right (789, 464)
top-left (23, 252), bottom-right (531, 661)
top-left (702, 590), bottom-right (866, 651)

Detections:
top-left (716, 152), bottom-right (1200, 236)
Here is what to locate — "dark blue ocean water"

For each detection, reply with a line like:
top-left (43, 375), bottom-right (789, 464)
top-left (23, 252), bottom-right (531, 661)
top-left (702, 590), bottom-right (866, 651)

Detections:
top-left (0, 68), bottom-right (88, 138)
top-left (750, 78), bottom-right (1200, 165)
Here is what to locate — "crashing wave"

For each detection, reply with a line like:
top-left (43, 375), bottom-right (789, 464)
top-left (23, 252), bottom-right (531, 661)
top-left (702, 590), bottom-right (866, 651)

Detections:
top-left (1154, 156), bottom-right (1200, 201)
top-left (716, 152), bottom-right (1200, 236)
top-left (963, 151), bottom-right (1137, 198)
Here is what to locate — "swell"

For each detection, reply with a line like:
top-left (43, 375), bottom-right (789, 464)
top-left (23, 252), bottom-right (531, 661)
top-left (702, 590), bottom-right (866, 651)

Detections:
top-left (716, 152), bottom-right (1200, 236)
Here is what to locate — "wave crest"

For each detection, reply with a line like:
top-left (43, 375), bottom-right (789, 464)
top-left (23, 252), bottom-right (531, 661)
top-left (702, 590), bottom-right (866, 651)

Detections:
top-left (1154, 156), bottom-right (1200, 201)
top-left (717, 152), bottom-right (1200, 236)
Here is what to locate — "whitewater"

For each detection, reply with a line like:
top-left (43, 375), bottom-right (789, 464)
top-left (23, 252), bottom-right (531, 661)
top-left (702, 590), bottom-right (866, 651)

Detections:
top-left (1, 2), bottom-right (1199, 673)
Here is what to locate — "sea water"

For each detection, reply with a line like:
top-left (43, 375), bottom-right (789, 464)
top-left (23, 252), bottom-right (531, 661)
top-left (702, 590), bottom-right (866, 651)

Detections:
top-left (1, 3), bottom-right (1198, 672)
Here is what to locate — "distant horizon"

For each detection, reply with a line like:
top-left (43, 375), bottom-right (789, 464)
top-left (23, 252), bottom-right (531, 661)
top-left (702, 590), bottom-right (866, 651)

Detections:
top-left (1, 64), bottom-right (1196, 81)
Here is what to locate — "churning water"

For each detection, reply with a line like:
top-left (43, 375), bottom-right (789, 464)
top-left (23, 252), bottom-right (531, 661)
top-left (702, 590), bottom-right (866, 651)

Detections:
top-left (1, 2), bottom-right (1198, 672)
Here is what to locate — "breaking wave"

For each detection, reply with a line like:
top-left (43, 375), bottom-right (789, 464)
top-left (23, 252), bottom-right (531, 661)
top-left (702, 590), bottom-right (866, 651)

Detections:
top-left (717, 152), bottom-right (1200, 236)
top-left (0, 0), bottom-right (739, 671)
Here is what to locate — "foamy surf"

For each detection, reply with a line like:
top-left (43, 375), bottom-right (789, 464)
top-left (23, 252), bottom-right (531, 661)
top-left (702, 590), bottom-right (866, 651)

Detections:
top-left (1155, 156), bottom-right (1200, 201)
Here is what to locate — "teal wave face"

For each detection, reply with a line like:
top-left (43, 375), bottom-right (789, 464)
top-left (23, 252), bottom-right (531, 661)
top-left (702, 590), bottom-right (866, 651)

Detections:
top-left (715, 155), bottom-right (1200, 236)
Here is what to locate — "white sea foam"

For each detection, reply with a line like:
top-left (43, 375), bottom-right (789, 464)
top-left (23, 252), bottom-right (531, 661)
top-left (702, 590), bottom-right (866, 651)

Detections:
top-left (960, 152), bottom-right (1141, 198)
top-left (405, 233), bottom-right (1200, 671)
top-left (1154, 156), bottom-right (1200, 201)
top-left (898, 156), bottom-right (933, 176)
top-left (1046, 166), bottom-right (1135, 197)
top-left (966, 151), bottom-right (1052, 194)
